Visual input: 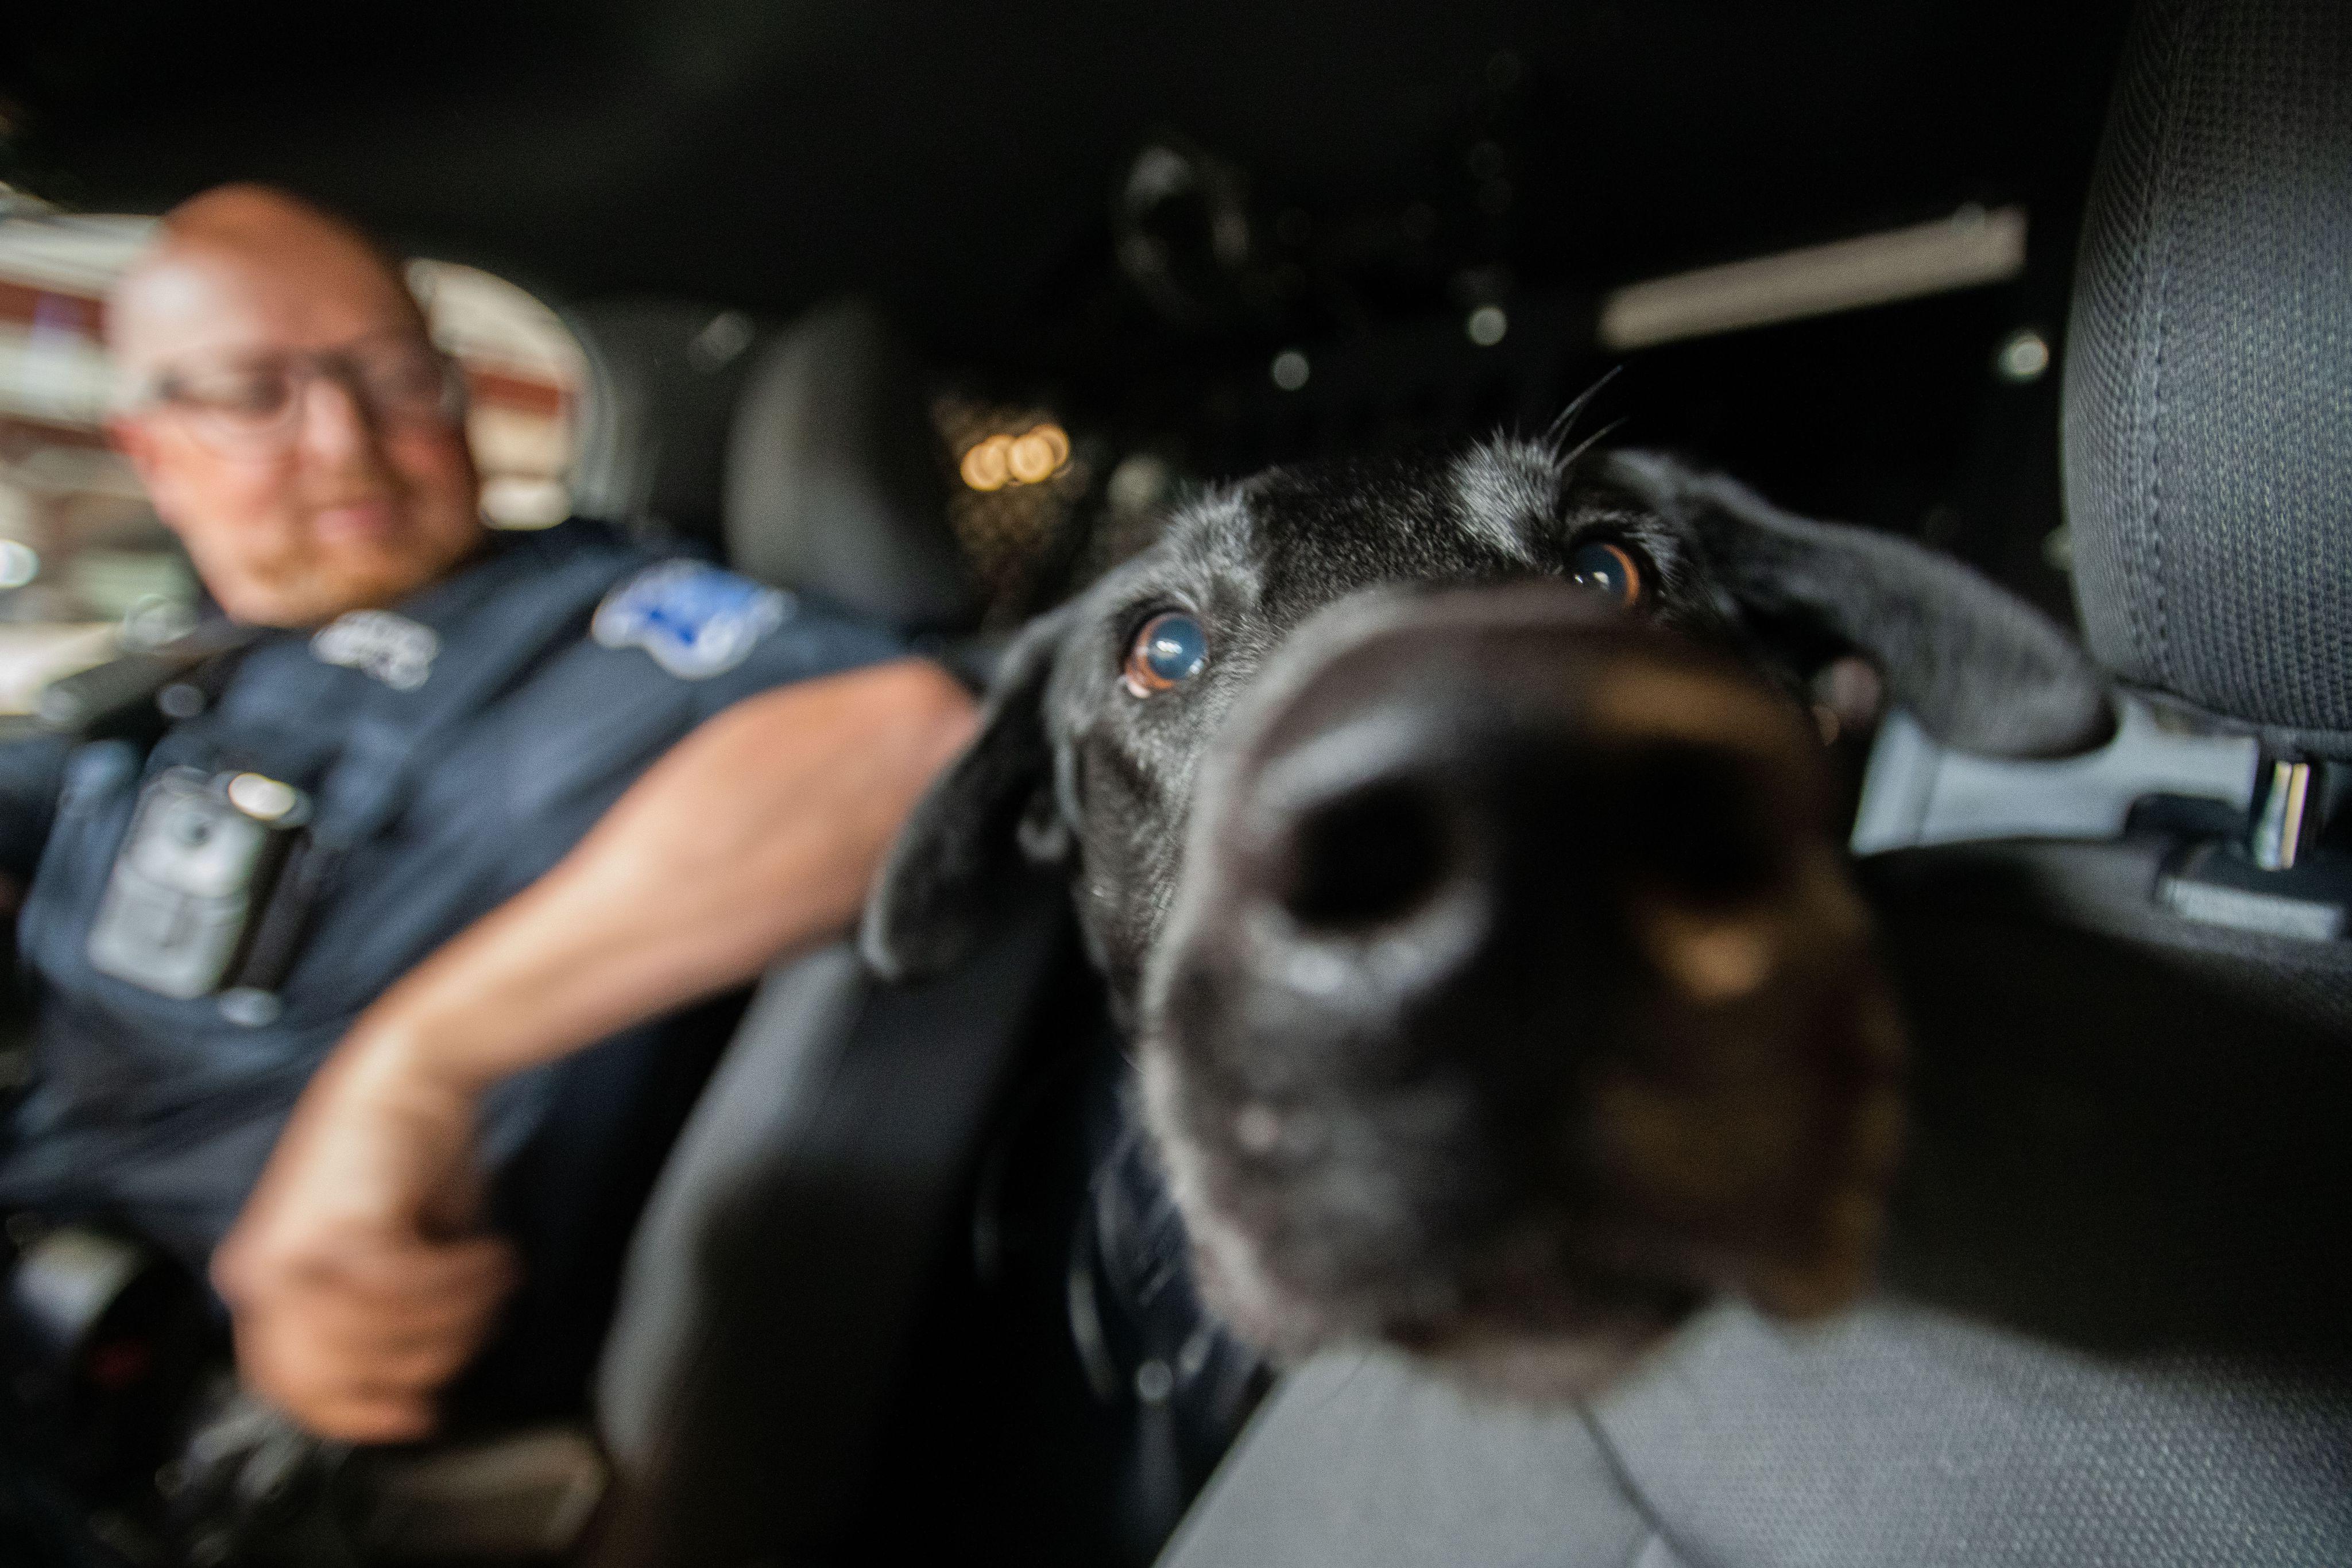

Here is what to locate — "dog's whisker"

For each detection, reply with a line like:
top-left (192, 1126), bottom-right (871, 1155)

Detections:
top-left (1545, 365), bottom-right (1624, 451)
top-left (1556, 416), bottom-right (1627, 474)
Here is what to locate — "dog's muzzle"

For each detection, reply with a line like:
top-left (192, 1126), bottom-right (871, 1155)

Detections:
top-left (1143, 583), bottom-right (1901, 1374)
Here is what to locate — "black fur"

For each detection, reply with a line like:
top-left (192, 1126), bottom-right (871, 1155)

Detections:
top-left (863, 438), bottom-right (2109, 1384)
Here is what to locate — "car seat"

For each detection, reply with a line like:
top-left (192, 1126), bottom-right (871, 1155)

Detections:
top-left (581, 303), bottom-right (1244, 1568)
top-left (567, 293), bottom-right (976, 637)
top-left (568, 298), bottom-right (1080, 1567)
top-left (1154, 2), bottom-right (2352, 1563)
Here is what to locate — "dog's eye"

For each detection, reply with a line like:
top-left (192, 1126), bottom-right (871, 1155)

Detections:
top-left (1568, 540), bottom-right (1644, 610)
top-left (1123, 611), bottom-right (1209, 696)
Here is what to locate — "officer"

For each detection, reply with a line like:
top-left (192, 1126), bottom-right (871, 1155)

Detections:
top-left (0, 185), bottom-right (975, 1442)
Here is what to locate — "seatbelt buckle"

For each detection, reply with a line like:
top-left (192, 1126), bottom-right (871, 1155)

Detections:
top-left (1849, 696), bottom-right (2258, 857)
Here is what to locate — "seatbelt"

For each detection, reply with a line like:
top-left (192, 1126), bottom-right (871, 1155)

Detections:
top-left (35, 622), bottom-right (267, 745)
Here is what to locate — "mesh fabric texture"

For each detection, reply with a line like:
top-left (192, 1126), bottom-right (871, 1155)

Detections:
top-left (2063, 0), bottom-right (2352, 748)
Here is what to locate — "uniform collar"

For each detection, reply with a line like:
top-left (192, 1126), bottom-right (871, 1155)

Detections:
top-left (382, 518), bottom-right (605, 638)
top-left (297, 519), bottom-right (625, 692)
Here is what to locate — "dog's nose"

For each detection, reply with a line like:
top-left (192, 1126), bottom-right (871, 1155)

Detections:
top-left (1260, 716), bottom-right (1782, 942)
top-left (1274, 761), bottom-right (1456, 936)
top-left (1146, 583), bottom-right (1897, 1346)
top-left (1169, 582), bottom-right (1832, 1083)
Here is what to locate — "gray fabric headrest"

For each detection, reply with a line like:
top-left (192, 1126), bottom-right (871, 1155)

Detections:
top-left (724, 299), bottom-right (979, 635)
top-left (567, 299), bottom-right (765, 547)
top-left (2063, 0), bottom-right (2352, 754)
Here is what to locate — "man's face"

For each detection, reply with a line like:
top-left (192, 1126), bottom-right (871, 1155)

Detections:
top-left (109, 219), bottom-right (484, 629)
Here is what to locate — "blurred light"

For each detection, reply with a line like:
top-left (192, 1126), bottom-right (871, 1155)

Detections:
top-left (227, 773), bottom-right (299, 822)
top-left (961, 435), bottom-right (1012, 491)
top-left (1997, 328), bottom-right (2051, 383)
top-left (960, 423), bottom-right (1070, 492)
top-left (1108, 453), bottom-right (1173, 515)
top-left (1005, 433), bottom-right (1057, 485)
top-left (0, 540), bottom-right (38, 590)
top-left (1598, 206), bottom-right (2029, 351)
top-left (1005, 424), bottom-right (1071, 485)
top-left (1271, 349), bottom-right (1310, 392)
top-left (689, 310), bottom-right (756, 373)
top-left (1465, 305), bottom-right (1509, 347)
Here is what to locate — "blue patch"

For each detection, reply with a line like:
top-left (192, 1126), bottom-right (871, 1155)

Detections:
top-left (593, 560), bottom-right (793, 679)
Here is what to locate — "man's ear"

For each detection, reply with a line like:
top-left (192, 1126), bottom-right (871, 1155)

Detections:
top-left (1610, 451), bottom-right (2113, 758)
top-left (107, 414), bottom-right (167, 502)
top-left (107, 414), bottom-right (197, 544)
top-left (861, 603), bottom-right (1077, 981)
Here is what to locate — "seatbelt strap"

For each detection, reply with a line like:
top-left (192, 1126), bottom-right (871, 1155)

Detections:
top-left (36, 623), bottom-right (267, 744)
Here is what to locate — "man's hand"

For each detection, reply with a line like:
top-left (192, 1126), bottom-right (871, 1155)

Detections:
top-left (211, 1028), bottom-right (516, 1443)
top-left (212, 659), bottom-right (976, 1442)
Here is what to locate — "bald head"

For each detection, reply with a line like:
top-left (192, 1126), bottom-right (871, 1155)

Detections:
top-left (109, 185), bottom-right (427, 388)
top-left (106, 184), bottom-right (483, 628)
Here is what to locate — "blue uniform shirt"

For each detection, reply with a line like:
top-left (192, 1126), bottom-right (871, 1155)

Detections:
top-left (0, 519), bottom-right (903, 1275)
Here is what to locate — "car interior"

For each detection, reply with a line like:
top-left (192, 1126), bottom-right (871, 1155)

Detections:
top-left (2, 0), bottom-right (2346, 1562)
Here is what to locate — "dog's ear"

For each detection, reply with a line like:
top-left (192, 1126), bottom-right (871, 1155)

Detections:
top-left (862, 604), bottom-right (1077, 981)
top-left (1611, 451), bottom-right (2113, 758)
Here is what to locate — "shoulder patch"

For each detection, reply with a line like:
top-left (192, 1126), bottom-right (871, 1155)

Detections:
top-left (593, 560), bottom-right (794, 680)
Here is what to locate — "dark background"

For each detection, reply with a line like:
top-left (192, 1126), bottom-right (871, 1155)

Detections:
top-left (3, 1), bottom-right (2138, 613)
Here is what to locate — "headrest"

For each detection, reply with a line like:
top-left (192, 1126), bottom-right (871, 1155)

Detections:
top-left (723, 299), bottom-right (979, 636)
top-left (566, 299), bottom-right (763, 548)
top-left (2062, 0), bottom-right (2352, 754)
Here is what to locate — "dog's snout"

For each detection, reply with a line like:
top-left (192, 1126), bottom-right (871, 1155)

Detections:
top-left (1185, 584), bottom-right (1829, 1037)
top-left (1608, 742), bottom-right (1783, 905)
top-left (1146, 583), bottom-right (1898, 1369)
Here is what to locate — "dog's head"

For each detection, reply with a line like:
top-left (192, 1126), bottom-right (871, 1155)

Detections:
top-left (867, 436), bottom-right (2107, 1390)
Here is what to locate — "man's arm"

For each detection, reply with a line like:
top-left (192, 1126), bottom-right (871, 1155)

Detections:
top-left (211, 657), bottom-right (976, 1442)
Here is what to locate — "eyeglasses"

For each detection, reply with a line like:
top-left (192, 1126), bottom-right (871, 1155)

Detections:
top-left (139, 331), bottom-right (467, 451)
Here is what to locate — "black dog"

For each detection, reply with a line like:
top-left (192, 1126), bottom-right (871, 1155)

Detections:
top-left (866, 435), bottom-right (2107, 1392)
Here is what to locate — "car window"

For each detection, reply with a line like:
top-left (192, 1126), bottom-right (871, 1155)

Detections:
top-left (0, 208), bottom-right (585, 712)
top-left (403, 257), bottom-right (585, 530)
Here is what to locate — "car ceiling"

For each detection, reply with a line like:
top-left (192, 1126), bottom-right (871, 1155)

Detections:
top-left (9, 0), bottom-right (2132, 384)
